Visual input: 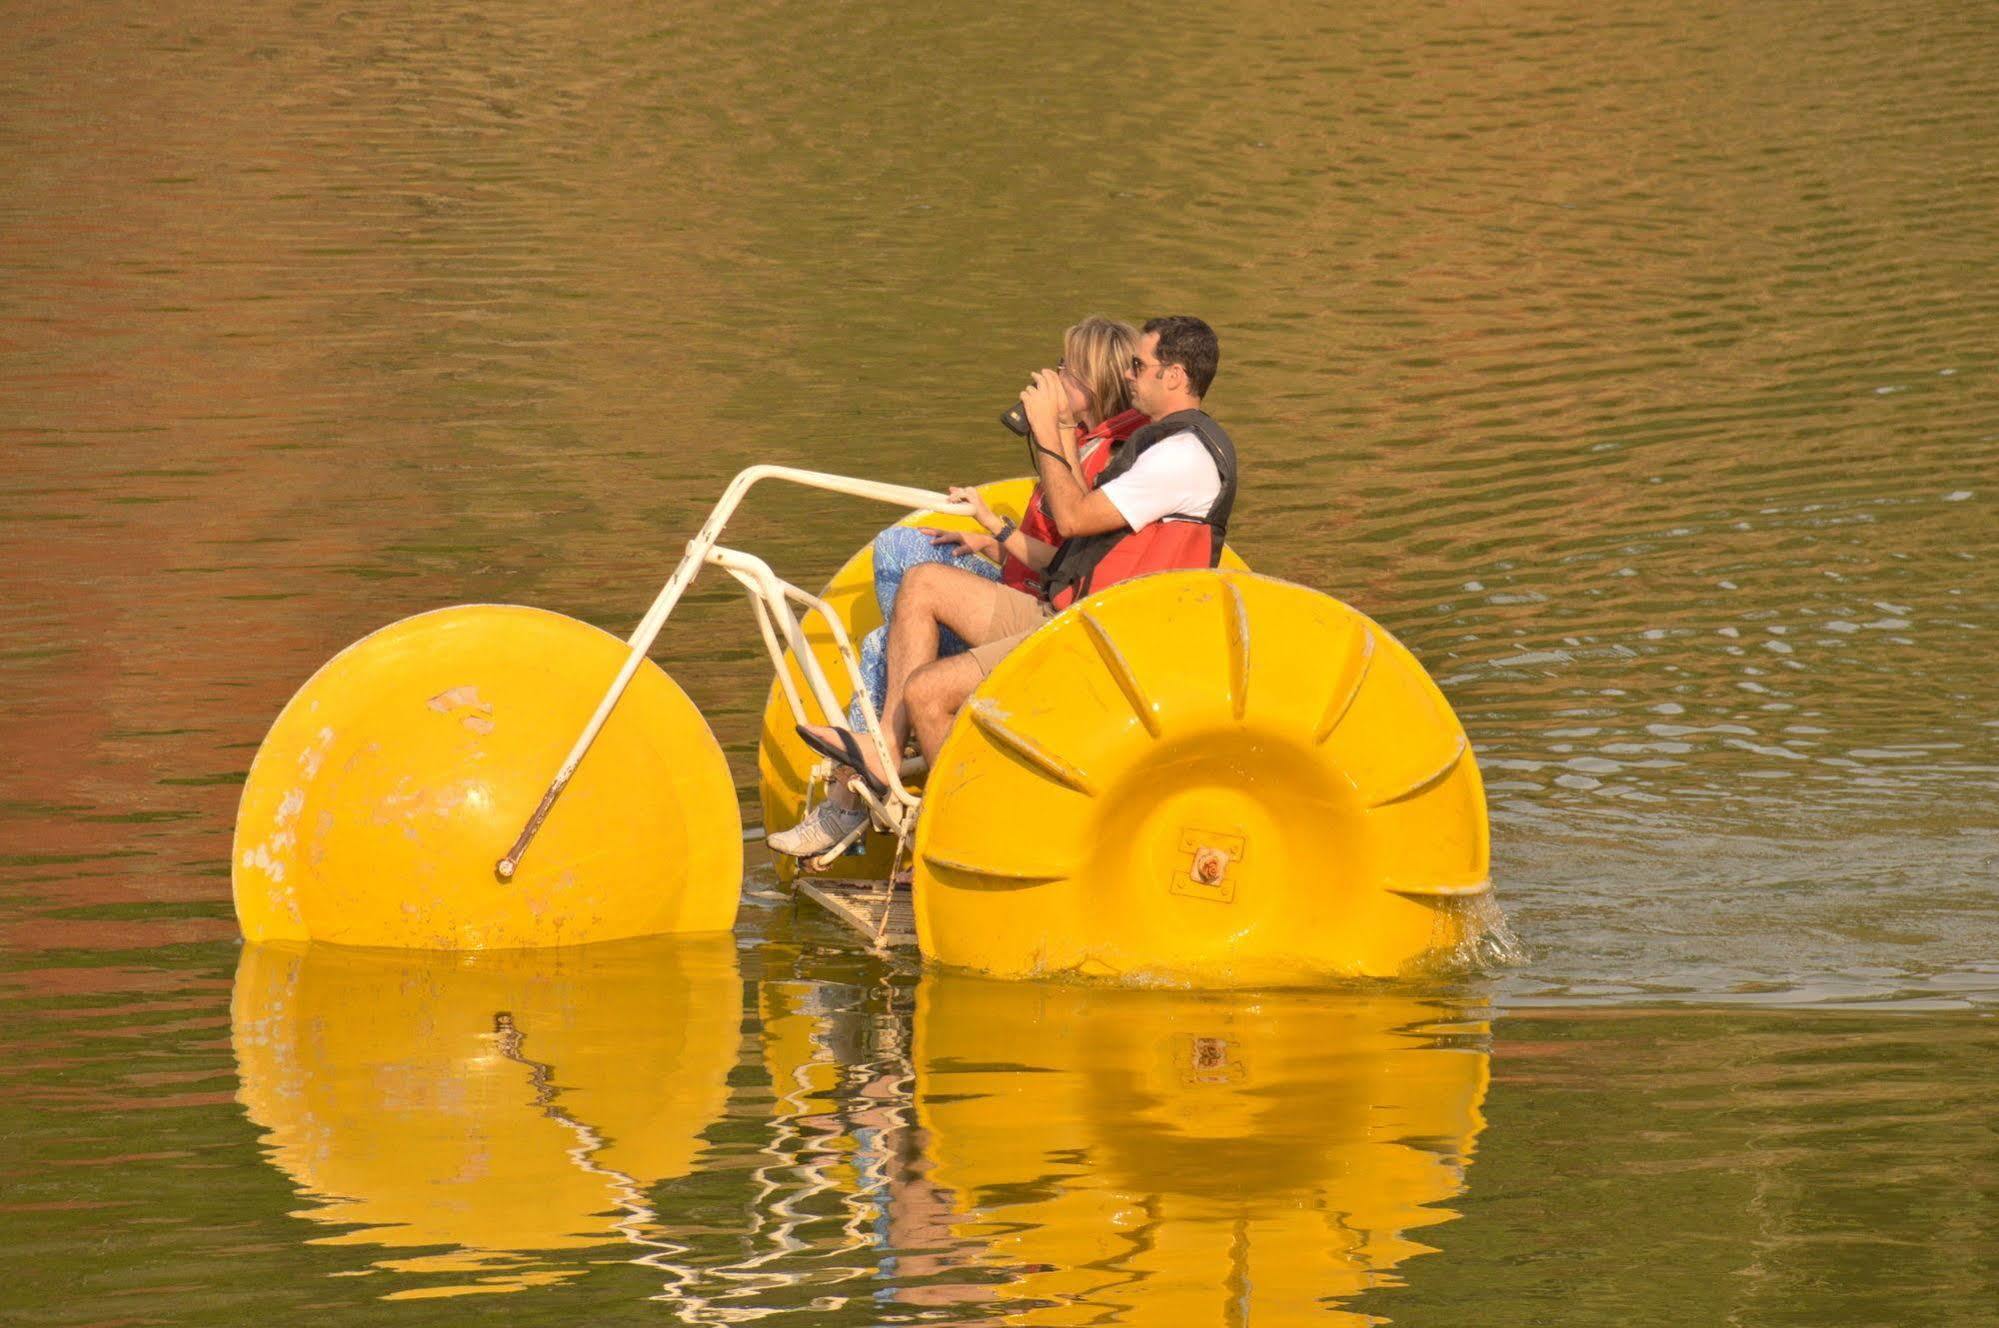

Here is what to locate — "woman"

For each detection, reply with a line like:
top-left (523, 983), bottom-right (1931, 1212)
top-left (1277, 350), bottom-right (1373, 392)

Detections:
top-left (842, 315), bottom-right (1146, 734)
top-left (774, 317), bottom-right (1145, 861)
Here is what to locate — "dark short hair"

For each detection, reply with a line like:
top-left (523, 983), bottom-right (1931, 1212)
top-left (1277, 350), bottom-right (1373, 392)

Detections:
top-left (1143, 315), bottom-right (1220, 397)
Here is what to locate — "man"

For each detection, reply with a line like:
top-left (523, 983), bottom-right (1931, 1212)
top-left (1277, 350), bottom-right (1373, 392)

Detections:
top-left (770, 316), bottom-right (1237, 858)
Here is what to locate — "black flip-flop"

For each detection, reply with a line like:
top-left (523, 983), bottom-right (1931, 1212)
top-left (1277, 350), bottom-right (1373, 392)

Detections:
top-left (795, 725), bottom-right (892, 801)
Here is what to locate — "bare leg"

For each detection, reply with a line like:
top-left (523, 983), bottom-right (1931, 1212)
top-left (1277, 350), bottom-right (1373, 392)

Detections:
top-left (880, 564), bottom-right (1015, 765)
top-left (904, 653), bottom-right (986, 764)
top-left (802, 564), bottom-right (1019, 790)
top-left (824, 649), bottom-right (983, 811)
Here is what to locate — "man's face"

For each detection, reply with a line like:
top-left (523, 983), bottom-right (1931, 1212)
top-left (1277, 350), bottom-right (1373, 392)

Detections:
top-left (1127, 332), bottom-right (1169, 417)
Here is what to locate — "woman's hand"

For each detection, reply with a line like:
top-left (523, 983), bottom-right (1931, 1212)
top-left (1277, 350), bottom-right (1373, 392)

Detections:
top-left (1055, 365), bottom-right (1084, 430)
top-left (1021, 369), bottom-right (1067, 441)
top-left (923, 526), bottom-right (998, 560)
top-left (946, 485), bottom-right (997, 531)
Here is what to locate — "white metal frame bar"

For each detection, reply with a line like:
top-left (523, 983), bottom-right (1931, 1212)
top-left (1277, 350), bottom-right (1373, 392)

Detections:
top-left (496, 467), bottom-right (961, 880)
top-left (707, 549), bottom-right (842, 726)
top-left (704, 546), bottom-right (914, 814)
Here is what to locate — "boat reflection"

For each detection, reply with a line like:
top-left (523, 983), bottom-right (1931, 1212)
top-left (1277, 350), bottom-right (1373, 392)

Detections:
top-left (230, 935), bottom-right (743, 1299)
top-left (913, 977), bottom-right (1490, 1324)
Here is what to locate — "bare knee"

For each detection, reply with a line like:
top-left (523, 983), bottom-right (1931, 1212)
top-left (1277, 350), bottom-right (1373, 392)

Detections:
top-left (893, 562), bottom-right (947, 621)
top-left (901, 560), bottom-right (950, 599)
top-left (895, 562), bottom-right (989, 633)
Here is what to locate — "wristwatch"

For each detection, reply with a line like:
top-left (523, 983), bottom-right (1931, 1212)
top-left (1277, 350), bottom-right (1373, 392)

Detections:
top-left (993, 517), bottom-right (1018, 546)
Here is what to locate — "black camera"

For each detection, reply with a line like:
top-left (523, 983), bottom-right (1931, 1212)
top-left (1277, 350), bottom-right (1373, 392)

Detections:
top-left (999, 401), bottom-right (1031, 437)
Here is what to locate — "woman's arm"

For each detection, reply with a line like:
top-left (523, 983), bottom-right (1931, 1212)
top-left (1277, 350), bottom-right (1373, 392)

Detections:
top-left (1004, 532), bottom-right (1059, 572)
top-left (944, 489), bottom-right (1061, 572)
top-left (1060, 419), bottom-right (1089, 491)
top-left (1024, 372), bottom-right (1126, 537)
top-left (1026, 412), bottom-right (1089, 497)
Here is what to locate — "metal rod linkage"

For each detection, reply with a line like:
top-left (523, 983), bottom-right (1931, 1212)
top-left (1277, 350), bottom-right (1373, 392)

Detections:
top-left (496, 467), bottom-right (963, 881)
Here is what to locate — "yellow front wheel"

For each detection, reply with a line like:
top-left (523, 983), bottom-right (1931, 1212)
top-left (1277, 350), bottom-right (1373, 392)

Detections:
top-left (232, 604), bottom-right (741, 948)
top-left (912, 570), bottom-right (1490, 984)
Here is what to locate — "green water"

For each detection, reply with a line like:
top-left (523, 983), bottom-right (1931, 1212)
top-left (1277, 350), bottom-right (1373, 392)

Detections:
top-left (5, 912), bottom-right (1997, 1323)
top-left (3, 0), bottom-right (1997, 1321)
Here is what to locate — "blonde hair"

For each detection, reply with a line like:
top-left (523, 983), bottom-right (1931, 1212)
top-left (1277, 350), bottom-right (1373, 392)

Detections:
top-left (1063, 315), bottom-right (1140, 426)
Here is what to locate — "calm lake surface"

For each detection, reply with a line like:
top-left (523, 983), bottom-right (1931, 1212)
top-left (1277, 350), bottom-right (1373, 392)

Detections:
top-left (3, 1), bottom-right (1996, 1322)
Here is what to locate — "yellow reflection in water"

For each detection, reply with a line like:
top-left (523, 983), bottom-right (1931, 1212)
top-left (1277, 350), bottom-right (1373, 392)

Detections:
top-left (230, 936), bottom-right (742, 1299)
top-left (915, 977), bottom-right (1489, 1325)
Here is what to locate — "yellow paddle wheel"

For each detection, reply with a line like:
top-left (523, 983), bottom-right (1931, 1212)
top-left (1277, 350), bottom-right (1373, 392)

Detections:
top-left (912, 570), bottom-right (1490, 983)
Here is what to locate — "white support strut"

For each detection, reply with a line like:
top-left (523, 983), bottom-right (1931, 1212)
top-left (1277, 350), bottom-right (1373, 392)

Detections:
top-left (705, 546), bottom-right (914, 812)
top-left (495, 466), bottom-right (965, 880)
top-left (708, 550), bottom-right (845, 729)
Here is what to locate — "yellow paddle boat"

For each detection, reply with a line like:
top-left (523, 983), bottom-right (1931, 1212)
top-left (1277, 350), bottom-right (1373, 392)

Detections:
top-left (233, 467), bottom-right (1494, 982)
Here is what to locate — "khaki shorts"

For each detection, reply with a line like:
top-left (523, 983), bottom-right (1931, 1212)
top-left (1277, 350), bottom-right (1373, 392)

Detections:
top-left (966, 584), bottom-right (1055, 676)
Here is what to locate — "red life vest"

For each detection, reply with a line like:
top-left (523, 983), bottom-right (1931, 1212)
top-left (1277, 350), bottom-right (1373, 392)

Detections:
top-left (1000, 409), bottom-right (1148, 595)
top-left (1041, 410), bottom-right (1238, 611)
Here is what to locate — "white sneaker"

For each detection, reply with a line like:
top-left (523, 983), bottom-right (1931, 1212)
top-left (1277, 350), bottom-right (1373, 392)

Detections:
top-left (766, 799), bottom-right (868, 858)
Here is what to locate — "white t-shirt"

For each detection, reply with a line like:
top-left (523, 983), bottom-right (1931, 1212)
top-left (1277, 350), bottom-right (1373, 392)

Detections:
top-left (1098, 432), bottom-right (1223, 531)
